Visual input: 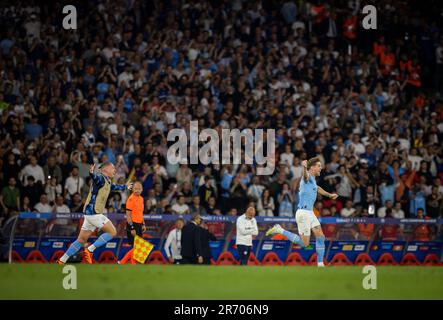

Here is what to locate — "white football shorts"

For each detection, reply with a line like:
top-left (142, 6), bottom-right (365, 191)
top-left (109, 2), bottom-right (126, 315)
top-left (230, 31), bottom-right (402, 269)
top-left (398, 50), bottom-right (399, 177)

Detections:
top-left (81, 214), bottom-right (110, 231)
top-left (295, 209), bottom-right (321, 236)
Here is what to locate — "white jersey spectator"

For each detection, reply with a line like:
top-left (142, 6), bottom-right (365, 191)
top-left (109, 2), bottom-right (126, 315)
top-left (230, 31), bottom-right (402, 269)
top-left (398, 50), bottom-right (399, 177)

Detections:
top-left (341, 200), bottom-right (356, 217)
top-left (280, 145), bottom-right (295, 166)
top-left (236, 212), bottom-right (258, 246)
top-left (408, 154), bottom-right (423, 171)
top-left (34, 194), bottom-right (52, 213)
top-left (64, 167), bottom-right (85, 199)
top-left (19, 156), bottom-right (45, 186)
top-left (171, 195), bottom-right (190, 215)
top-left (164, 222), bottom-right (183, 262)
top-left (53, 196), bottom-right (71, 213)
top-left (392, 205), bottom-right (405, 219)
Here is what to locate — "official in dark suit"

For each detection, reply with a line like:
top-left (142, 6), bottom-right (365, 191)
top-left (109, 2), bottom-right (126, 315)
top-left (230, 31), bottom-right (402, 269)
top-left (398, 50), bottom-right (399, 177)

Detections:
top-left (180, 214), bottom-right (203, 264)
top-left (200, 221), bottom-right (217, 265)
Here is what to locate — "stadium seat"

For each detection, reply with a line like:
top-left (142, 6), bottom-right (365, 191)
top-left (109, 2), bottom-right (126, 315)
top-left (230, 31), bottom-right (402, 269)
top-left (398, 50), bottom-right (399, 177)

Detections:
top-left (11, 250), bottom-right (24, 263)
top-left (262, 252), bottom-right (283, 266)
top-left (400, 253), bottom-right (421, 266)
top-left (285, 252), bottom-right (307, 266)
top-left (49, 250), bottom-right (65, 263)
top-left (423, 254), bottom-right (442, 266)
top-left (308, 253), bottom-right (328, 266)
top-left (329, 253), bottom-right (353, 266)
top-left (354, 253), bottom-right (375, 266)
top-left (376, 253), bottom-right (398, 266)
top-left (216, 251), bottom-right (239, 265)
top-left (98, 251), bottom-right (118, 264)
top-left (25, 250), bottom-right (48, 263)
top-left (146, 250), bottom-right (168, 265)
top-left (247, 252), bottom-right (261, 266)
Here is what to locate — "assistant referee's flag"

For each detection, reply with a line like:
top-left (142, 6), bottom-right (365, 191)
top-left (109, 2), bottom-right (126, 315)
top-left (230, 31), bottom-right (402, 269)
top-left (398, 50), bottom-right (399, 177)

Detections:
top-left (132, 235), bottom-right (154, 264)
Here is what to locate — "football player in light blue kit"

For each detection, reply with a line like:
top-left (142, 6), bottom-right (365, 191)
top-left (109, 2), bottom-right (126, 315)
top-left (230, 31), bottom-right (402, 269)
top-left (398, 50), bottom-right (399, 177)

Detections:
top-left (266, 157), bottom-right (338, 267)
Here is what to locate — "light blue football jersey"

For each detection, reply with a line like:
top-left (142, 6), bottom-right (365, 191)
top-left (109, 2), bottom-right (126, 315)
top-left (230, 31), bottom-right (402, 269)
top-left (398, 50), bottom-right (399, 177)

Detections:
top-left (297, 174), bottom-right (318, 211)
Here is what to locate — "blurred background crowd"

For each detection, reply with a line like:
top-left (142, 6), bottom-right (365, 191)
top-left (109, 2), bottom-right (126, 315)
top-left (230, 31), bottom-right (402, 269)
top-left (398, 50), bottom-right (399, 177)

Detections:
top-left (1, 0), bottom-right (443, 241)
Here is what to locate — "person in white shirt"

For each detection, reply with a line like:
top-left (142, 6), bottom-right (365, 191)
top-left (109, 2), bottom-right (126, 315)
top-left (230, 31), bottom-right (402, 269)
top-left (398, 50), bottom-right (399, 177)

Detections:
top-left (341, 200), bottom-right (356, 217)
top-left (236, 206), bottom-right (259, 265)
top-left (24, 14), bottom-right (41, 40)
top-left (97, 103), bottom-right (114, 120)
top-left (350, 134), bottom-right (366, 156)
top-left (152, 156), bottom-right (168, 180)
top-left (164, 218), bottom-right (184, 264)
top-left (45, 176), bottom-right (63, 204)
top-left (280, 145), bottom-right (294, 167)
top-left (52, 195), bottom-right (71, 227)
top-left (392, 202), bottom-right (405, 219)
top-left (34, 194), bottom-right (52, 213)
top-left (53, 195), bottom-right (70, 213)
top-left (290, 157), bottom-right (303, 181)
top-left (19, 155), bottom-right (45, 186)
top-left (408, 148), bottom-right (423, 171)
top-left (118, 64), bottom-right (134, 87)
top-left (64, 166), bottom-right (85, 200)
top-left (377, 200), bottom-right (393, 218)
top-left (81, 125), bottom-right (96, 148)
top-left (171, 195), bottom-right (190, 215)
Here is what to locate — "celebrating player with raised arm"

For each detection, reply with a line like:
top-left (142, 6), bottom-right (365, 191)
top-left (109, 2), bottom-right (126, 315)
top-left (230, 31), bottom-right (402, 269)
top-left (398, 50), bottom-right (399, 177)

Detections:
top-left (266, 157), bottom-right (338, 267)
top-left (57, 162), bottom-right (133, 264)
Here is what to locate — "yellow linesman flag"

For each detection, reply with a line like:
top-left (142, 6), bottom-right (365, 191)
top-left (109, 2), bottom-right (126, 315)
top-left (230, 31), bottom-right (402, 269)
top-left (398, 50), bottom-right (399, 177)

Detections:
top-left (132, 235), bottom-right (154, 264)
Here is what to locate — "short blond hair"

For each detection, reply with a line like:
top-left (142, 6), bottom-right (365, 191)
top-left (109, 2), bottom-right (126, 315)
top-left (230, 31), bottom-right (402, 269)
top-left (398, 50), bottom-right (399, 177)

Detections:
top-left (307, 157), bottom-right (321, 170)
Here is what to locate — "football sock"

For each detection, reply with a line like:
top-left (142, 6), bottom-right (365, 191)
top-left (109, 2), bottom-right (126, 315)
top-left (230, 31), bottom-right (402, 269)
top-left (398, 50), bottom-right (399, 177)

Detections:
top-left (316, 235), bottom-right (326, 263)
top-left (88, 232), bottom-right (113, 252)
top-left (60, 240), bottom-right (82, 262)
top-left (282, 230), bottom-right (306, 248)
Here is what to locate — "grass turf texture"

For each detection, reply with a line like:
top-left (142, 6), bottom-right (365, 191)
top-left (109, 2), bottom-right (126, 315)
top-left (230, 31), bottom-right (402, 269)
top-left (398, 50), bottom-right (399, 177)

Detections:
top-left (0, 264), bottom-right (442, 299)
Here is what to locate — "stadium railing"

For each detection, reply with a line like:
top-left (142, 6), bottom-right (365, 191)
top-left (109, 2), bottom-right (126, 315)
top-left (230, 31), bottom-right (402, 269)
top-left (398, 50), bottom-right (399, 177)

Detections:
top-left (2, 212), bottom-right (442, 265)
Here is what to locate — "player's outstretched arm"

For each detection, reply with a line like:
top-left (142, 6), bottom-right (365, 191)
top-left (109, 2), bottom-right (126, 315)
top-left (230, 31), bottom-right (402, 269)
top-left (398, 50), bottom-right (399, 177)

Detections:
top-left (301, 160), bottom-right (309, 182)
top-left (318, 186), bottom-right (339, 199)
top-left (111, 181), bottom-right (133, 191)
top-left (89, 163), bottom-right (104, 185)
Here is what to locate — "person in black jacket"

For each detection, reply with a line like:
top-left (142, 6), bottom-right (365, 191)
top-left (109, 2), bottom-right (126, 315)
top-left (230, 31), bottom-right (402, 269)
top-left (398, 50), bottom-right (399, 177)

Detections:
top-left (180, 213), bottom-right (203, 264)
top-left (199, 221), bottom-right (216, 265)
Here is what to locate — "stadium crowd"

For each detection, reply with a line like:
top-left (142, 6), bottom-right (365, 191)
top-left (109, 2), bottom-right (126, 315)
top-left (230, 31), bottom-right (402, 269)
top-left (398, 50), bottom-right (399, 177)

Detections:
top-left (1, 0), bottom-right (443, 241)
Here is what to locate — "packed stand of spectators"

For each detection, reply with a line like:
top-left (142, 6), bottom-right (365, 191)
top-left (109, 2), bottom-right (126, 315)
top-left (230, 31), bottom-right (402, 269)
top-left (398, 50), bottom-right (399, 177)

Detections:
top-left (1, 0), bottom-right (443, 242)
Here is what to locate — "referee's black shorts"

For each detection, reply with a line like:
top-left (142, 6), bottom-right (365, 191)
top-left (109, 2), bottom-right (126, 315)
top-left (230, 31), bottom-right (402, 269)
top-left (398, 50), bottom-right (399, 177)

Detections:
top-left (126, 222), bottom-right (143, 245)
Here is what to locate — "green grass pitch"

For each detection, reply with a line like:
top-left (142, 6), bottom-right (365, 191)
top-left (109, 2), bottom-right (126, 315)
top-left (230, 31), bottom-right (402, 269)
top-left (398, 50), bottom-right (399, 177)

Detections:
top-left (0, 264), bottom-right (442, 299)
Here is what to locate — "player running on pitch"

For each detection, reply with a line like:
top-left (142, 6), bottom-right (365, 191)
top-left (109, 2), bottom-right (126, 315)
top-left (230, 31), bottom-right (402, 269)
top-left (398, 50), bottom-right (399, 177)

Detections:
top-left (266, 157), bottom-right (338, 267)
top-left (57, 162), bottom-right (132, 264)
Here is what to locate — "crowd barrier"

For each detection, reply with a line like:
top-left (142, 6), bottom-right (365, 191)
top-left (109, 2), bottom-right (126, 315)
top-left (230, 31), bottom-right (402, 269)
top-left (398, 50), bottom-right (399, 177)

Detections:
top-left (2, 212), bottom-right (442, 266)
top-left (16, 212), bottom-right (443, 224)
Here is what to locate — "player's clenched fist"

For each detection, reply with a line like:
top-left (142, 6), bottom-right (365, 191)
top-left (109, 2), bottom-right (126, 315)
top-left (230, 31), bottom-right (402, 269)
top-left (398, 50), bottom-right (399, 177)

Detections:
top-left (302, 160), bottom-right (308, 168)
top-left (89, 163), bottom-right (96, 174)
